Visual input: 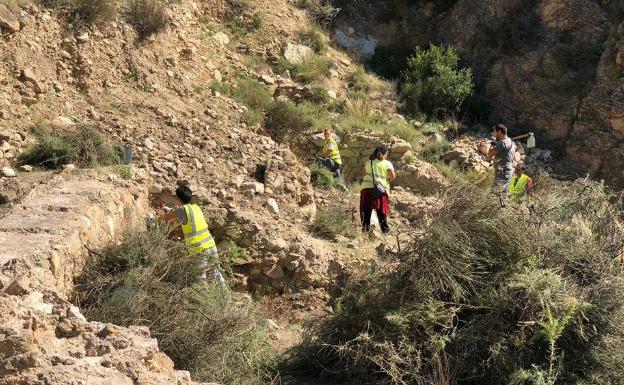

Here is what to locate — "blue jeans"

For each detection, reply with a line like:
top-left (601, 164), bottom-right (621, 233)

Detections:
top-left (316, 157), bottom-right (341, 180)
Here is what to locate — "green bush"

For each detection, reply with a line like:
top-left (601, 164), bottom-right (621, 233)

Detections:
top-left (265, 101), bottom-right (329, 141)
top-left (310, 163), bottom-right (336, 189)
top-left (400, 44), bottom-right (474, 118)
top-left (74, 227), bottom-right (274, 385)
top-left (292, 53), bottom-right (331, 83)
top-left (125, 0), bottom-right (168, 38)
top-left (349, 68), bottom-right (373, 93)
top-left (290, 180), bottom-right (624, 385)
top-left (210, 77), bottom-right (273, 126)
top-left (17, 126), bottom-right (121, 169)
top-left (296, 0), bottom-right (339, 25)
top-left (299, 25), bottom-right (326, 53)
top-left (310, 203), bottom-right (358, 240)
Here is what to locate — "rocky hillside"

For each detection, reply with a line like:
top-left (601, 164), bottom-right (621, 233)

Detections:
top-left (331, 0), bottom-right (624, 187)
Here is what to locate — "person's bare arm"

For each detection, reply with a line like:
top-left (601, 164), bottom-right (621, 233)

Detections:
top-left (389, 169), bottom-right (397, 181)
top-left (486, 147), bottom-right (497, 161)
top-left (159, 209), bottom-right (178, 223)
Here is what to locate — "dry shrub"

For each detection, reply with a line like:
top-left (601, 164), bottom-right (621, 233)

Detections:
top-left (74, 226), bottom-right (274, 385)
top-left (42, 0), bottom-right (117, 24)
top-left (125, 0), bottom-right (168, 38)
top-left (17, 126), bottom-right (121, 169)
top-left (289, 179), bottom-right (624, 385)
top-left (311, 203), bottom-right (358, 240)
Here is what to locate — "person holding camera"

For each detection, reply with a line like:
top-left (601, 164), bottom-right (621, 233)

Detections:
top-left (359, 146), bottom-right (396, 234)
top-left (487, 124), bottom-right (516, 207)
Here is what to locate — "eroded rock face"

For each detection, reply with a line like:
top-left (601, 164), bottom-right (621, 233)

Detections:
top-left (0, 171), bottom-right (203, 385)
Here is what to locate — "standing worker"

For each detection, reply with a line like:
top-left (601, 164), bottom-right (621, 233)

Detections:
top-left (509, 164), bottom-right (533, 202)
top-left (160, 185), bottom-right (226, 285)
top-left (487, 124), bottom-right (516, 207)
top-left (360, 146), bottom-right (396, 234)
top-left (316, 128), bottom-right (342, 181)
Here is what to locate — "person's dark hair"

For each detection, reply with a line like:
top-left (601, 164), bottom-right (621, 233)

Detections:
top-left (369, 146), bottom-right (390, 160)
top-left (493, 124), bottom-right (508, 135)
top-left (176, 185), bottom-right (193, 204)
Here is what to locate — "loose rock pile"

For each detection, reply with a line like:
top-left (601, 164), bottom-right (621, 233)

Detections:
top-left (443, 135), bottom-right (553, 175)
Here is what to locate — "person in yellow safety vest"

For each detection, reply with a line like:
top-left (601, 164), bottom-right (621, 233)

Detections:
top-left (509, 164), bottom-right (533, 202)
top-left (159, 185), bottom-right (225, 285)
top-left (316, 128), bottom-right (342, 181)
top-left (360, 146), bottom-right (396, 234)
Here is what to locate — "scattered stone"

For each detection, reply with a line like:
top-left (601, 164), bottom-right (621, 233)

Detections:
top-left (19, 165), bottom-right (33, 172)
top-left (213, 69), bottom-right (222, 82)
top-left (62, 164), bottom-right (76, 173)
top-left (142, 137), bottom-right (154, 150)
top-left (283, 43), bottom-right (313, 64)
top-left (327, 90), bottom-right (337, 99)
top-left (0, 4), bottom-right (20, 33)
top-left (212, 31), bottom-right (230, 45)
top-left (76, 32), bottom-right (89, 43)
top-left (52, 116), bottom-right (75, 129)
top-left (260, 74), bottom-right (275, 85)
top-left (262, 264), bottom-right (285, 279)
top-left (1, 166), bottom-right (16, 177)
top-left (266, 198), bottom-right (279, 214)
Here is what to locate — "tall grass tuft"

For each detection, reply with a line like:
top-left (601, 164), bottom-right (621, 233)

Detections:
top-left (74, 226), bottom-right (274, 385)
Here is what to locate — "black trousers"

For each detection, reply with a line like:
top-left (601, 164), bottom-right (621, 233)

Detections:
top-left (362, 208), bottom-right (390, 234)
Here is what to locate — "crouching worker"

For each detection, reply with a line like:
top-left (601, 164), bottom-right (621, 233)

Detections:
top-left (316, 128), bottom-right (342, 181)
top-left (160, 185), bottom-right (226, 286)
top-left (509, 164), bottom-right (533, 202)
top-left (360, 146), bottom-right (396, 234)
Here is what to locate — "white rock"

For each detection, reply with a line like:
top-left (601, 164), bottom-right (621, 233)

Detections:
top-left (327, 90), bottom-right (337, 99)
top-left (51, 116), bottom-right (75, 129)
top-left (142, 137), bottom-right (155, 150)
top-left (260, 74), bottom-right (275, 85)
top-left (19, 165), bottom-right (33, 172)
top-left (283, 43), bottom-right (313, 64)
top-left (1, 166), bottom-right (16, 177)
top-left (76, 32), bottom-right (89, 43)
top-left (213, 69), bottom-right (222, 82)
top-left (266, 198), bottom-right (279, 214)
top-left (212, 31), bottom-right (230, 45)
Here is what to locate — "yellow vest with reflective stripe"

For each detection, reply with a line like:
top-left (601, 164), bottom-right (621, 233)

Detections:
top-left (509, 174), bottom-right (530, 201)
top-left (322, 138), bottom-right (341, 165)
top-left (361, 159), bottom-right (391, 191)
top-left (181, 204), bottom-right (216, 255)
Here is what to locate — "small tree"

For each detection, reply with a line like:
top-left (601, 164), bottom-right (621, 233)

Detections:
top-left (400, 44), bottom-right (473, 118)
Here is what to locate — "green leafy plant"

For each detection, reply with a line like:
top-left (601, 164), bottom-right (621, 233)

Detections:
top-left (400, 44), bottom-right (473, 117)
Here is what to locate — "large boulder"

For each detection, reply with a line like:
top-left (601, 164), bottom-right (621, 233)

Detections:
top-left (394, 159), bottom-right (450, 195)
top-left (0, 4), bottom-right (19, 33)
top-left (284, 43), bottom-right (313, 64)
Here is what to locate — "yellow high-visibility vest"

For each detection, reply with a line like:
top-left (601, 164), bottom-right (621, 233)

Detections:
top-left (181, 204), bottom-right (216, 255)
top-left (361, 159), bottom-right (391, 191)
top-left (322, 138), bottom-right (342, 165)
top-left (509, 174), bottom-right (531, 201)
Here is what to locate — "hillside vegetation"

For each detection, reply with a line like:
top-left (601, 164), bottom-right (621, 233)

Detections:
top-left (287, 178), bottom-right (624, 385)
